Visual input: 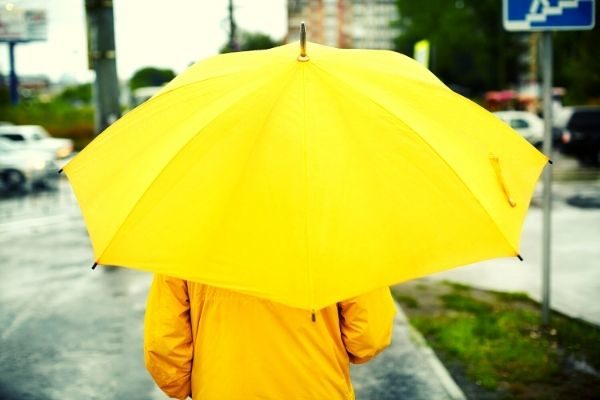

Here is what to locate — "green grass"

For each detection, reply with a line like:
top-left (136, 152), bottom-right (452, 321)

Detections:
top-left (442, 280), bottom-right (472, 292)
top-left (440, 293), bottom-right (492, 314)
top-left (411, 303), bottom-right (560, 389)
top-left (394, 294), bottom-right (419, 309)
top-left (492, 290), bottom-right (531, 303)
top-left (394, 283), bottom-right (600, 392)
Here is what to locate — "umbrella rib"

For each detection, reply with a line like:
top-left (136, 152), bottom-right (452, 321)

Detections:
top-left (94, 66), bottom-right (296, 265)
top-left (309, 63), bottom-right (519, 256)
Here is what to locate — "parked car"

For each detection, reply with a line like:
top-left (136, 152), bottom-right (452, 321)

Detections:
top-left (0, 138), bottom-right (59, 192)
top-left (493, 111), bottom-right (544, 148)
top-left (554, 106), bottom-right (600, 165)
top-left (0, 125), bottom-right (74, 159)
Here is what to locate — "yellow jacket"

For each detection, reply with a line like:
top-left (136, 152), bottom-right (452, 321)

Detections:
top-left (144, 275), bottom-right (396, 400)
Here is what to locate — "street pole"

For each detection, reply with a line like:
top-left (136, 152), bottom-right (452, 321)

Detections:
top-left (85, 0), bottom-right (120, 134)
top-left (8, 41), bottom-right (19, 106)
top-left (228, 0), bottom-right (238, 51)
top-left (541, 31), bottom-right (553, 327)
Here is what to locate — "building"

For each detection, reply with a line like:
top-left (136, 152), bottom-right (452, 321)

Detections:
top-left (286, 0), bottom-right (399, 50)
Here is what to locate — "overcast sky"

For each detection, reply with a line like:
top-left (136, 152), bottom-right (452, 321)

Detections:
top-left (0, 0), bottom-right (288, 82)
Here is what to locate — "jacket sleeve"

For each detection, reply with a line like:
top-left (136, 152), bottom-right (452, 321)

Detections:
top-left (144, 274), bottom-right (193, 400)
top-left (338, 287), bottom-right (396, 364)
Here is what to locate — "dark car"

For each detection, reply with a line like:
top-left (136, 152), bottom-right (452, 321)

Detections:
top-left (555, 106), bottom-right (600, 165)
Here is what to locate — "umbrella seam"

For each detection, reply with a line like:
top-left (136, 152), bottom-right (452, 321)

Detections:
top-left (94, 65), bottom-right (297, 265)
top-left (309, 62), bottom-right (518, 256)
top-left (301, 64), bottom-right (315, 314)
top-left (196, 66), bottom-right (303, 296)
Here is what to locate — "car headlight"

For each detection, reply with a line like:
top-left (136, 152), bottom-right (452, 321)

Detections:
top-left (56, 147), bottom-right (70, 159)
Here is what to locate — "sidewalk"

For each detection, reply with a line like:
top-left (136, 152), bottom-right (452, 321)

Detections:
top-left (350, 303), bottom-right (465, 400)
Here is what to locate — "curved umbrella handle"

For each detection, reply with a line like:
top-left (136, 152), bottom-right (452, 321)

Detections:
top-left (490, 154), bottom-right (517, 208)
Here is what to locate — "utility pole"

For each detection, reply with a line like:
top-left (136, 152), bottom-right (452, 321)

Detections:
top-left (228, 0), bottom-right (238, 51)
top-left (85, 0), bottom-right (120, 134)
top-left (8, 41), bottom-right (18, 105)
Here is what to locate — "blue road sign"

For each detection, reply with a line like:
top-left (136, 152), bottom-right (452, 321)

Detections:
top-left (504, 0), bottom-right (595, 31)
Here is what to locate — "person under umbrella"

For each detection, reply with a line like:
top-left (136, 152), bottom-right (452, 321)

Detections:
top-left (145, 275), bottom-right (396, 399)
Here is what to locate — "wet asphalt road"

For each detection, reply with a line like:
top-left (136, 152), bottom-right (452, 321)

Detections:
top-left (0, 180), bottom-right (454, 400)
top-left (0, 184), bottom-right (154, 399)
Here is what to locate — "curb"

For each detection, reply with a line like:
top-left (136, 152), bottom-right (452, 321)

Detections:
top-left (396, 305), bottom-right (467, 400)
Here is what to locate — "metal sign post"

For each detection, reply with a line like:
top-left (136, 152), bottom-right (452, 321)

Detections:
top-left (540, 32), bottom-right (553, 326)
top-left (503, 0), bottom-right (595, 326)
top-left (0, 7), bottom-right (48, 106)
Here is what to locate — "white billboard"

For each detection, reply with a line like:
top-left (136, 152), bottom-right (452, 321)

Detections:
top-left (0, 7), bottom-right (47, 41)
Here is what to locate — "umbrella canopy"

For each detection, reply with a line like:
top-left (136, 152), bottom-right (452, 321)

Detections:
top-left (64, 40), bottom-right (547, 310)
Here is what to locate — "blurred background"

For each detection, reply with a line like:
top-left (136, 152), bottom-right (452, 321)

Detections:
top-left (0, 0), bottom-right (598, 399)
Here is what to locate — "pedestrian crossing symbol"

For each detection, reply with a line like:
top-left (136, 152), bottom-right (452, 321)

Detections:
top-left (503, 0), bottom-right (595, 31)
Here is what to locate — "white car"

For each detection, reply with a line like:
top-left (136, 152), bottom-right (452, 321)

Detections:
top-left (0, 125), bottom-right (74, 159)
top-left (493, 111), bottom-right (544, 148)
top-left (0, 138), bottom-right (59, 192)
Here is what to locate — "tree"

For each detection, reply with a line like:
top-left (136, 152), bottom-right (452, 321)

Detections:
top-left (553, 24), bottom-right (600, 104)
top-left (220, 31), bottom-right (280, 54)
top-left (129, 67), bottom-right (176, 91)
top-left (394, 0), bottom-right (527, 95)
top-left (57, 83), bottom-right (92, 105)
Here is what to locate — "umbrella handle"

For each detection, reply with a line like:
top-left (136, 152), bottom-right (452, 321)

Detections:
top-left (490, 154), bottom-right (517, 208)
top-left (298, 22), bottom-right (309, 62)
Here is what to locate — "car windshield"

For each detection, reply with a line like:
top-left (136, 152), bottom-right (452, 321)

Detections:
top-left (0, 133), bottom-right (25, 141)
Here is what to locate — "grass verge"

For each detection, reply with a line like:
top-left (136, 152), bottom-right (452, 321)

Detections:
top-left (393, 280), bottom-right (600, 399)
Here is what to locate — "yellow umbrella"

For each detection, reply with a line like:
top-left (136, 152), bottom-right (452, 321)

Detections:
top-left (64, 30), bottom-right (547, 311)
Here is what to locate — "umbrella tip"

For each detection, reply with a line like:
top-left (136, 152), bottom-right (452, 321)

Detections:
top-left (298, 22), bottom-right (309, 62)
top-left (517, 254), bottom-right (523, 261)
top-left (92, 262), bottom-right (98, 270)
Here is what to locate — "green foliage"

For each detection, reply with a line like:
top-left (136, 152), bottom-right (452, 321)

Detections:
top-left (220, 31), bottom-right (280, 53)
top-left (554, 25), bottom-right (600, 104)
top-left (0, 99), bottom-right (94, 150)
top-left (0, 83), bottom-right (9, 107)
top-left (57, 83), bottom-right (92, 105)
top-left (129, 67), bottom-right (176, 91)
top-left (394, 0), bottom-right (527, 94)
